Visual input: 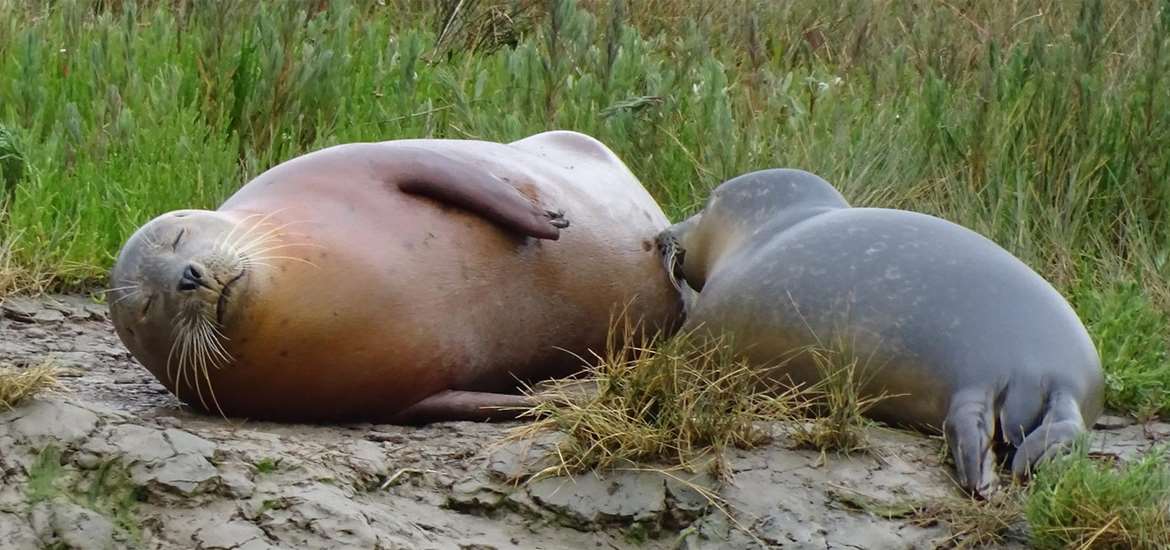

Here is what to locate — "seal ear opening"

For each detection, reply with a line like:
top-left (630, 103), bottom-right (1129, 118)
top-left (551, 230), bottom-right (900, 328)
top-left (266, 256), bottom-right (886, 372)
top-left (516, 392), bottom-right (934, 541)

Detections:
top-left (385, 147), bottom-right (567, 241)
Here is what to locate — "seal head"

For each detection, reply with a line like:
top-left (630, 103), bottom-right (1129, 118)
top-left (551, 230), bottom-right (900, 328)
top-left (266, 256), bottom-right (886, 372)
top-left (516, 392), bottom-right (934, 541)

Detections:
top-left (109, 209), bottom-right (250, 406)
top-left (658, 168), bottom-right (849, 294)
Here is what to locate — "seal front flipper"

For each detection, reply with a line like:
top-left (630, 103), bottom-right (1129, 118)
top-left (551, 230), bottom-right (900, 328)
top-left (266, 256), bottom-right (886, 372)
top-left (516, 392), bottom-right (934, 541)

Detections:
top-left (380, 146), bottom-right (567, 240)
top-left (389, 390), bottom-right (538, 424)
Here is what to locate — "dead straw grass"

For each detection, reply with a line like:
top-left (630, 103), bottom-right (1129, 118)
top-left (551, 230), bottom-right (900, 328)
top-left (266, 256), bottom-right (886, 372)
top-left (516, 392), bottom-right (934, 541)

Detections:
top-left (0, 358), bottom-right (61, 410)
top-left (913, 490), bottom-right (1027, 548)
top-left (508, 318), bottom-right (809, 480)
top-left (786, 344), bottom-right (893, 456)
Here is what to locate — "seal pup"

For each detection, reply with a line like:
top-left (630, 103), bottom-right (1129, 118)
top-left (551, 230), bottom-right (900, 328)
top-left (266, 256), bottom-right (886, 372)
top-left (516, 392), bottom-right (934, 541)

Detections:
top-left (108, 131), bottom-right (682, 423)
top-left (656, 168), bottom-right (1104, 496)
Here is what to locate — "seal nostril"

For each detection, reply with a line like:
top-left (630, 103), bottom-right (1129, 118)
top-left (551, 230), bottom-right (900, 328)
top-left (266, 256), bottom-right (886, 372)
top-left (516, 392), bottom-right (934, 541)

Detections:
top-left (178, 264), bottom-right (204, 291)
top-left (185, 265), bottom-right (203, 281)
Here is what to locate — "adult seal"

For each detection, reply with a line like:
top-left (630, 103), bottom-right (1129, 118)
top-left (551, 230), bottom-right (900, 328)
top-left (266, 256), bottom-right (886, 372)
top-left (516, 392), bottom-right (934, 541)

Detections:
top-left (657, 168), bottom-right (1104, 496)
top-left (109, 131), bottom-right (682, 424)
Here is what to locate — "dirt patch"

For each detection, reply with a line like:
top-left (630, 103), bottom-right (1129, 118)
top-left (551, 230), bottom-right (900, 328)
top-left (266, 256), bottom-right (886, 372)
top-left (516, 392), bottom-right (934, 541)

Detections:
top-left (2, 294), bottom-right (1167, 549)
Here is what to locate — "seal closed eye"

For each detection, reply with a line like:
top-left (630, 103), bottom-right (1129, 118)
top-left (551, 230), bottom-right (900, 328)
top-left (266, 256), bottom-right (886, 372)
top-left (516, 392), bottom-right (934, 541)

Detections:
top-left (658, 168), bottom-right (1105, 498)
top-left (108, 131), bottom-right (683, 424)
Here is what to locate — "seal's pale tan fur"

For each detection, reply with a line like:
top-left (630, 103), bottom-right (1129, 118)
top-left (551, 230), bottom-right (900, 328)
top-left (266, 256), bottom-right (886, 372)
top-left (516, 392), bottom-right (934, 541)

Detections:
top-left (109, 131), bottom-right (682, 423)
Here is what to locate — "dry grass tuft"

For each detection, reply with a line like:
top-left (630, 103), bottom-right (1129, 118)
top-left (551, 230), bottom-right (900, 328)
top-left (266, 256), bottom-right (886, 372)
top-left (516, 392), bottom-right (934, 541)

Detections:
top-left (786, 343), bottom-right (895, 456)
top-left (0, 358), bottom-right (62, 410)
top-left (913, 490), bottom-right (1027, 548)
top-left (0, 231), bottom-right (59, 299)
top-left (0, 233), bottom-right (19, 298)
top-left (508, 318), bottom-right (808, 480)
top-left (431, 0), bottom-right (542, 59)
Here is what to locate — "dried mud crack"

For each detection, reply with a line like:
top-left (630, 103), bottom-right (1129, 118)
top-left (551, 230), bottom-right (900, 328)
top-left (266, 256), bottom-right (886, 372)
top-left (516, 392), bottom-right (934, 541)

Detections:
top-left (2, 294), bottom-right (1167, 549)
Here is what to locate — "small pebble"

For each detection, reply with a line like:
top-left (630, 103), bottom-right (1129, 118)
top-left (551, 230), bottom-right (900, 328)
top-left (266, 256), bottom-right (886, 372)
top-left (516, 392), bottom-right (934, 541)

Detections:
top-left (366, 432), bottom-right (406, 444)
top-left (32, 309), bottom-right (66, 323)
top-left (73, 452), bottom-right (103, 470)
top-left (1, 298), bottom-right (38, 322)
top-left (156, 417), bottom-right (182, 428)
top-left (1094, 414), bottom-right (1133, 430)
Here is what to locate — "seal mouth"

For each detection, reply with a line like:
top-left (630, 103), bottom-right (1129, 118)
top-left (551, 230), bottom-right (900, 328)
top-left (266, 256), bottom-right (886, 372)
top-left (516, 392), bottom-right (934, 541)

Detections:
top-left (216, 269), bottom-right (247, 326)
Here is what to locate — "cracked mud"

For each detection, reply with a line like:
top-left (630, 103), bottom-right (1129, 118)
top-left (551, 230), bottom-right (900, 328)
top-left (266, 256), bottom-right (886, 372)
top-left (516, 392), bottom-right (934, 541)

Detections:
top-left (2, 295), bottom-right (1167, 549)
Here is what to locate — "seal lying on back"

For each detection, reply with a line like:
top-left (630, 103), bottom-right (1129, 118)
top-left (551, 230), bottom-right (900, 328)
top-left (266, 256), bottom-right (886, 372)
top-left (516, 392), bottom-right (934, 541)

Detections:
top-left (108, 131), bottom-right (682, 424)
top-left (657, 168), bottom-right (1104, 496)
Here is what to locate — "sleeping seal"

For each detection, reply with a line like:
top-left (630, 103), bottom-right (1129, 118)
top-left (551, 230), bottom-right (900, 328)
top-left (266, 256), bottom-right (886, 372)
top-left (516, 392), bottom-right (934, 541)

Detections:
top-left (109, 131), bottom-right (682, 423)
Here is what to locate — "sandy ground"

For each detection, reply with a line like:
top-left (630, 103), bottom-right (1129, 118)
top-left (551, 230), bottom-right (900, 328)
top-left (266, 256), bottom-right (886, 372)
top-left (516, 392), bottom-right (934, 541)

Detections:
top-left (2, 294), bottom-right (1167, 550)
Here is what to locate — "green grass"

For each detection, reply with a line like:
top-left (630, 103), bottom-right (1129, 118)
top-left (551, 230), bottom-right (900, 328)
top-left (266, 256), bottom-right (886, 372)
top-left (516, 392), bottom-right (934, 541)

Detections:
top-left (252, 457), bottom-right (282, 474)
top-left (25, 445), bottom-right (144, 544)
top-left (1025, 443), bottom-right (1170, 549)
top-left (1, 0), bottom-right (1169, 417)
top-left (1073, 278), bottom-right (1170, 419)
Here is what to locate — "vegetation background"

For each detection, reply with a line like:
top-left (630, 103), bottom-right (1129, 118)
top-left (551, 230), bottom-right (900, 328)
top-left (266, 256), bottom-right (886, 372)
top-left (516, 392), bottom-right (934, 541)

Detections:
top-left (0, 0), bottom-right (1168, 418)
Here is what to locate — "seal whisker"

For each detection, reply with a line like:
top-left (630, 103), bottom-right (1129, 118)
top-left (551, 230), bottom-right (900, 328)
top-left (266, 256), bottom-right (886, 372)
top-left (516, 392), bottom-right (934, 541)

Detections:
top-left (204, 321), bottom-right (233, 367)
top-left (247, 254), bottom-right (320, 269)
top-left (237, 241), bottom-right (326, 256)
top-left (223, 209), bottom-right (287, 253)
top-left (194, 321), bottom-right (229, 419)
top-left (188, 322), bottom-right (211, 412)
top-left (236, 245), bottom-right (317, 263)
top-left (112, 289), bottom-right (143, 306)
top-left (226, 210), bottom-right (296, 253)
top-left (230, 217), bottom-right (320, 254)
top-left (199, 360), bottom-right (228, 419)
top-left (228, 228), bottom-right (280, 262)
top-left (101, 284), bottom-right (141, 294)
top-left (663, 245), bottom-right (683, 294)
top-left (175, 321), bottom-right (195, 406)
top-left (232, 221), bottom-right (308, 257)
top-left (181, 316), bottom-right (203, 404)
top-left (164, 323), bottom-right (182, 386)
top-left (238, 259), bottom-right (277, 270)
top-left (240, 217), bottom-right (313, 241)
top-left (217, 212), bottom-right (268, 253)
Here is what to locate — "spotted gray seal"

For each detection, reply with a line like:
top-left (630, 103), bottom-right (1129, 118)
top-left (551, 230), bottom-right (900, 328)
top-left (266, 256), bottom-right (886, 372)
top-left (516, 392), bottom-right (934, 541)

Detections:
top-left (657, 168), bottom-right (1104, 496)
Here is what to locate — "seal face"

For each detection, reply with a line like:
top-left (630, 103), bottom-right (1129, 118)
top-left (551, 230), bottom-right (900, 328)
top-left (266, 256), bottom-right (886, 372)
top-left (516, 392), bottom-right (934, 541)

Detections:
top-left (110, 210), bottom-right (252, 409)
top-left (658, 168), bottom-right (1105, 497)
top-left (110, 131), bottom-right (683, 423)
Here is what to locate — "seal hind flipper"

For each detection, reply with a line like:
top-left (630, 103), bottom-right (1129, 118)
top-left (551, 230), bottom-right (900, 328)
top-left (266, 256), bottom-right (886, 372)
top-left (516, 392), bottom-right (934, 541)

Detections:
top-left (1008, 391), bottom-right (1086, 481)
top-left (943, 388), bottom-right (998, 497)
top-left (386, 147), bottom-right (567, 240)
top-left (996, 379), bottom-right (1047, 448)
